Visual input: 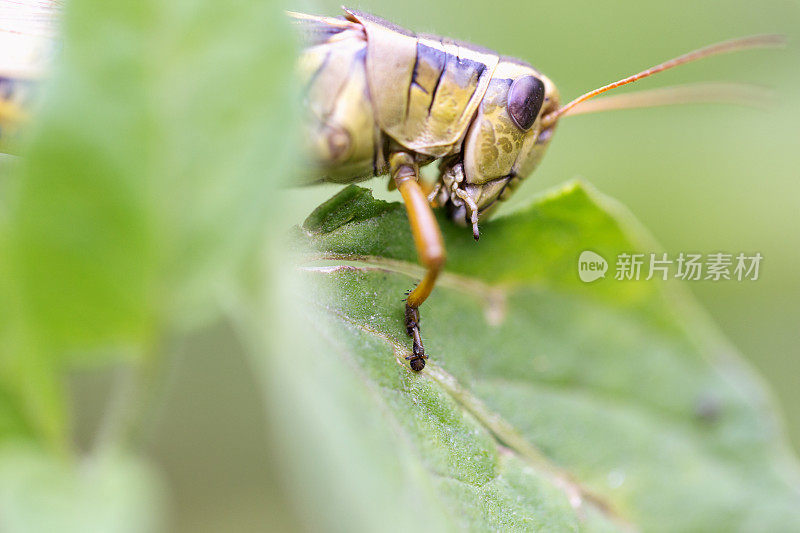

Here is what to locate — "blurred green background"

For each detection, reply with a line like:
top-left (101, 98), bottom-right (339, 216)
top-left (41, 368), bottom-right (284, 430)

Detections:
top-left (50, 0), bottom-right (799, 530)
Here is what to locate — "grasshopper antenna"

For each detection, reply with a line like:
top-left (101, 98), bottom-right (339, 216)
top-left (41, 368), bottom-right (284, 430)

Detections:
top-left (561, 82), bottom-right (774, 116)
top-left (541, 34), bottom-right (786, 128)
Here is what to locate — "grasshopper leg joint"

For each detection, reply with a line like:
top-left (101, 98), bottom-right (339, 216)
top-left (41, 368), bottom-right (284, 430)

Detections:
top-left (404, 305), bottom-right (427, 371)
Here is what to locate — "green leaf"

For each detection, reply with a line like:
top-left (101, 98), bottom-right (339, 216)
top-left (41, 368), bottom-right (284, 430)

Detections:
top-left (266, 182), bottom-right (800, 531)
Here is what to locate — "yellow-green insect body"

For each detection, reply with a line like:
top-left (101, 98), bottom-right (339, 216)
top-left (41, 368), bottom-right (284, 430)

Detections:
top-left (294, 9), bottom-right (560, 232)
top-left (292, 8), bottom-right (565, 370)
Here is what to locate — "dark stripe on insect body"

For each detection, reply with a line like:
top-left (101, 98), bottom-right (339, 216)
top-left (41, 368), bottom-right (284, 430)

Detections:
top-left (420, 37), bottom-right (495, 149)
top-left (449, 52), bottom-right (487, 90)
top-left (306, 36), bottom-right (366, 123)
top-left (421, 39), bottom-right (498, 153)
top-left (408, 38), bottom-right (445, 123)
top-left (429, 39), bottom-right (460, 114)
top-left (416, 41), bottom-right (447, 116)
top-left (428, 72), bottom-right (444, 117)
top-left (405, 46), bottom-right (420, 120)
top-left (427, 43), bottom-right (450, 117)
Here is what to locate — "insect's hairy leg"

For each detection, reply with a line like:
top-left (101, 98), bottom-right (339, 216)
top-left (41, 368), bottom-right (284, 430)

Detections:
top-left (390, 152), bottom-right (446, 371)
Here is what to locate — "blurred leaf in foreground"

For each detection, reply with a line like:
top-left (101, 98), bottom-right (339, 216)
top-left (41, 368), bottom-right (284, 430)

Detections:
top-left (0, 0), bottom-right (297, 530)
top-left (0, 0), bottom-right (297, 445)
top-left (0, 444), bottom-right (164, 533)
top-left (259, 182), bottom-right (800, 531)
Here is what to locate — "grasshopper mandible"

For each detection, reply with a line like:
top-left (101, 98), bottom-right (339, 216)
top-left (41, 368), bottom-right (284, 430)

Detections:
top-left (292, 8), bottom-right (781, 371)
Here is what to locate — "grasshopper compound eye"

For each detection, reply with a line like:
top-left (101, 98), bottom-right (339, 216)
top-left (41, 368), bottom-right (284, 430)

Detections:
top-left (507, 75), bottom-right (546, 131)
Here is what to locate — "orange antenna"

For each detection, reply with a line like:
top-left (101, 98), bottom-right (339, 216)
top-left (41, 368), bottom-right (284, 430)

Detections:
top-left (562, 82), bottom-right (773, 116)
top-left (541, 34), bottom-right (785, 128)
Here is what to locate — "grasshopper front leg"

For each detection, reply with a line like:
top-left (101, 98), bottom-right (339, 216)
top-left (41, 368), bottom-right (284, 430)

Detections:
top-left (390, 152), bottom-right (446, 371)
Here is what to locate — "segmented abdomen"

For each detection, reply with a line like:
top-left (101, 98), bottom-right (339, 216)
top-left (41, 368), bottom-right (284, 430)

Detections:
top-left (296, 15), bottom-right (380, 184)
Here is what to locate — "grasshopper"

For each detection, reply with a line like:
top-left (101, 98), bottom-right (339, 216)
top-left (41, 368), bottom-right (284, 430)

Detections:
top-left (293, 8), bottom-right (781, 371)
top-left (1, 5), bottom-right (781, 371)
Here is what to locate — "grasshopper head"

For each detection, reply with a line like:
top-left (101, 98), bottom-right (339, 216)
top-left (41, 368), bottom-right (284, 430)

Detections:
top-left (438, 59), bottom-right (559, 239)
